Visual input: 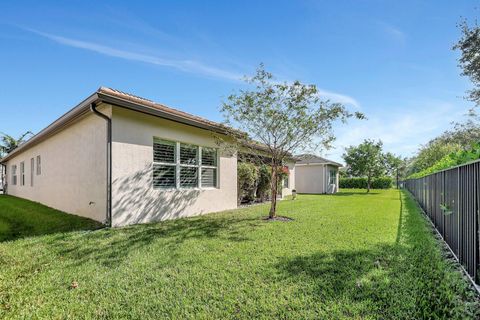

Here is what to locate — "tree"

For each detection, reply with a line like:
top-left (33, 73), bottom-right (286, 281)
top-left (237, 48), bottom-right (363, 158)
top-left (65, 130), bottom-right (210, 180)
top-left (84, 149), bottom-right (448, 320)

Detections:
top-left (221, 65), bottom-right (364, 218)
top-left (343, 140), bottom-right (385, 193)
top-left (454, 19), bottom-right (480, 107)
top-left (383, 152), bottom-right (407, 188)
top-left (0, 131), bottom-right (33, 157)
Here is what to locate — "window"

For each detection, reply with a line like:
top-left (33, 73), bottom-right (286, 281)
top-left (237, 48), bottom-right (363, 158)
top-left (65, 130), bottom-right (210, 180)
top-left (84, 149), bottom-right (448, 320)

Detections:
top-left (30, 158), bottom-right (34, 187)
top-left (201, 147), bottom-right (217, 188)
top-left (20, 162), bottom-right (25, 186)
top-left (36, 155), bottom-right (41, 175)
top-left (179, 143), bottom-right (198, 188)
top-left (283, 175), bottom-right (289, 188)
top-left (152, 138), bottom-right (218, 189)
top-left (11, 165), bottom-right (17, 185)
top-left (153, 139), bottom-right (176, 188)
top-left (329, 169), bottom-right (337, 185)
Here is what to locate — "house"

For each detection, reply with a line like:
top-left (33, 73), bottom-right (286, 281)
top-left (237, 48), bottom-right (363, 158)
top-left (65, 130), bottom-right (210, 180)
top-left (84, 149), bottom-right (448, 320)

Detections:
top-left (0, 87), bottom-right (295, 227)
top-left (294, 154), bottom-right (341, 194)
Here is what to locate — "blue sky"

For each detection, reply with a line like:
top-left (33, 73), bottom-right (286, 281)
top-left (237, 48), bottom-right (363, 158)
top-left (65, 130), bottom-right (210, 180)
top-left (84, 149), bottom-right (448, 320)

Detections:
top-left (0, 0), bottom-right (477, 163)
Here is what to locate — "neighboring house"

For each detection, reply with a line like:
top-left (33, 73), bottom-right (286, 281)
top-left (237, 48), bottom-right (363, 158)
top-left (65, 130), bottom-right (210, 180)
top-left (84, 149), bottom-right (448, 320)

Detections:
top-left (294, 154), bottom-right (341, 194)
top-left (0, 87), bottom-right (295, 226)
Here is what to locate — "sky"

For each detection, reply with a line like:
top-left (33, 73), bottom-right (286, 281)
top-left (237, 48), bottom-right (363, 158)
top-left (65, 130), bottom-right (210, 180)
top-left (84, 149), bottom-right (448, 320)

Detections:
top-left (0, 0), bottom-right (478, 163)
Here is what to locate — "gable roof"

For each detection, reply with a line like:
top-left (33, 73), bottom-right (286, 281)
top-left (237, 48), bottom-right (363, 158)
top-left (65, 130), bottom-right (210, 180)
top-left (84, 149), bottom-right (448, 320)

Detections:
top-left (295, 154), bottom-right (343, 167)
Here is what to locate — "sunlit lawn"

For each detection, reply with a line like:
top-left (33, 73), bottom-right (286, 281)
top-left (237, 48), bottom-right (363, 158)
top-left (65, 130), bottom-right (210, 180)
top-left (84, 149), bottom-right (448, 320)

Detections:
top-left (0, 190), bottom-right (478, 319)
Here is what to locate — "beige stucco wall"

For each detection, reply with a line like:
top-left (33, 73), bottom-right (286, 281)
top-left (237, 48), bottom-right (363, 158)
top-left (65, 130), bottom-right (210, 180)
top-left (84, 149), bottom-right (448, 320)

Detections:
top-left (4, 108), bottom-right (109, 222)
top-left (281, 162), bottom-right (296, 197)
top-left (294, 164), bottom-right (326, 194)
top-left (110, 107), bottom-right (237, 227)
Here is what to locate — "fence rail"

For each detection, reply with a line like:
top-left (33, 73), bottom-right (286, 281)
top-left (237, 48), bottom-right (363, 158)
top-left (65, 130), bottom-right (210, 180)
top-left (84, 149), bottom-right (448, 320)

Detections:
top-left (405, 160), bottom-right (480, 285)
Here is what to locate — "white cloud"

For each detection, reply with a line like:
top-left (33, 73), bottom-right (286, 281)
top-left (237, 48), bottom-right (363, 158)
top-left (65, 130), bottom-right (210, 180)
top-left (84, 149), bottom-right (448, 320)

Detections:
top-left (317, 89), bottom-right (360, 109)
top-left (24, 28), bottom-right (243, 81)
top-left (321, 102), bottom-right (464, 164)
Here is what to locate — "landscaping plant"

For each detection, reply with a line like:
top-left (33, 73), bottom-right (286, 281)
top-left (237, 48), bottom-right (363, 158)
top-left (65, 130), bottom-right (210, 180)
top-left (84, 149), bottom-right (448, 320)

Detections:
top-left (221, 64), bottom-right (363, 218)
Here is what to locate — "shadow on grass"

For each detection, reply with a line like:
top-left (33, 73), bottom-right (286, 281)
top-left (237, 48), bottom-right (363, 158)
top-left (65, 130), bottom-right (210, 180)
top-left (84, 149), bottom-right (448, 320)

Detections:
top-left (0, 195), bottom-right (103, 242)
top-left (274, 189), bottom-right (479, 319)
top-left (332, 191), bottom-right (380, 196)
top-left (44, 213), bottom-right (262, 268)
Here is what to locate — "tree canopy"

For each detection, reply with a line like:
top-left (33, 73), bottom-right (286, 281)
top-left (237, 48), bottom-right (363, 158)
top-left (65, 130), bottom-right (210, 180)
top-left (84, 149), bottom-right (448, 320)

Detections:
top-left (343, 139), bottom-right (385, 192)
top-left (221, 64), bottom-right (364, 217)
top-left (0, 131), bottom-right (33, 158)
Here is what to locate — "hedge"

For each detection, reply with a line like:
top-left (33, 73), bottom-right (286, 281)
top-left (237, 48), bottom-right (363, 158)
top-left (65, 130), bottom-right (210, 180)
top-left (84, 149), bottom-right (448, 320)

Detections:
top-left (339, 176), bottom-right (393, 189)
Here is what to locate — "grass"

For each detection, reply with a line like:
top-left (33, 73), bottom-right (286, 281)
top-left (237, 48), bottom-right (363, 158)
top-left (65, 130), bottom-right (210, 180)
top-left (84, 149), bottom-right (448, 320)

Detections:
top-left (0, 189), bottom-right (478, 319)
top-left (0, 195), bottom-right (102, 242)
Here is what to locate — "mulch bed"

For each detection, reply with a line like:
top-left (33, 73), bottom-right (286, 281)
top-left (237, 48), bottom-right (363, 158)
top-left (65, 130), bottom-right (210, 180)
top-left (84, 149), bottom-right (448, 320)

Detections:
top-left (262, 216), bottom-right (294, 222)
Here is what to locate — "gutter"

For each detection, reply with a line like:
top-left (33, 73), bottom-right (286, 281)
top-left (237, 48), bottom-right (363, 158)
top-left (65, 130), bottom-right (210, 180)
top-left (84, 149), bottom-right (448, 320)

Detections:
top-left (90, 102), bottom-right (112, 227)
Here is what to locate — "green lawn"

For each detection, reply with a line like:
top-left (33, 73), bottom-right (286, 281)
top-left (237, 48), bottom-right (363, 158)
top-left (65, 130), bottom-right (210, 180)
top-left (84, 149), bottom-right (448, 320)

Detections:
top-left (0, 195), bottom-right (102, 242)
top-left (0, 190), bottom-right (478, 319)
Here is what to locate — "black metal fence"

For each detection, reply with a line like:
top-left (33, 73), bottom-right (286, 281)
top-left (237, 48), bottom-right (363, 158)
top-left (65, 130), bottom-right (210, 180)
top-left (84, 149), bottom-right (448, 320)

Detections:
top-left (405, 160), bottom-right (480, 285)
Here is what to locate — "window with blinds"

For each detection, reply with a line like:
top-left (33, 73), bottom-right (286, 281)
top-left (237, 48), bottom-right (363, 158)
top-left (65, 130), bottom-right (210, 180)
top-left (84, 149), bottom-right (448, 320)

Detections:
top-left (11, 165), bottom-right (17, 185)
top-left (153, 139), bottom-right (176, 188)
top-left (36, 155), bottom-right (41, 175)
top-left (152, 138), bottom-right (218, 189)
top-left (201, 147), bottom-right (217, 188)
top-left (20, 162), bottom-right (25, 186)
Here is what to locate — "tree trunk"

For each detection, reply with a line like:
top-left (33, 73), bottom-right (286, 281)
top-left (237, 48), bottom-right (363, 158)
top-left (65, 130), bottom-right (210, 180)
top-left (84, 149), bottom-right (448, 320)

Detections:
top-left (269, 163), bottom-right (278, 218)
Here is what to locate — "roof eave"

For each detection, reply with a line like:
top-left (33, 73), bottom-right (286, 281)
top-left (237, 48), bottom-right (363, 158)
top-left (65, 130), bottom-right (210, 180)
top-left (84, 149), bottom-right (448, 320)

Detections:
top-left (97, 92), bottom-right (229, 135)
top-left (0, 93), bottom-right (100, 163)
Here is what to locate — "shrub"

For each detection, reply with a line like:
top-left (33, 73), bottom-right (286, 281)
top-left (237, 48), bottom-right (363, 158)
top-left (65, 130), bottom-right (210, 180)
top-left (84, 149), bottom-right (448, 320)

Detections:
top-left (256, 165), bottom-right (271, 201)
top-left (407, 142), bottom-right (480, 179)
top-left (340, 176), bottom-right (393, 189)
top-left (237, 162), bottom-right (259, 204)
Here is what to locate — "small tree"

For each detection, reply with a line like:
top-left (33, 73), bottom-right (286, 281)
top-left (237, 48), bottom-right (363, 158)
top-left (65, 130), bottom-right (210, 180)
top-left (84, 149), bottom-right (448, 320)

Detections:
top-left (0, 131), bottom-right (33, 157)
top-left (454, 19), bottom-right (480, 107)
top-left (343, 140), bottom-right (385, 193)
top-left (384, 152), bottom-right (407, 188)
top-left (221, 65), bottom-right (363, 218)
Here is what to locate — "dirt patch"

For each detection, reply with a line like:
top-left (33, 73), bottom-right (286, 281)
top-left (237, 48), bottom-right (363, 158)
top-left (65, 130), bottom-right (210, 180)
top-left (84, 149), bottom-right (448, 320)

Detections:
top-left (262, 216), bottom-right (294, 222)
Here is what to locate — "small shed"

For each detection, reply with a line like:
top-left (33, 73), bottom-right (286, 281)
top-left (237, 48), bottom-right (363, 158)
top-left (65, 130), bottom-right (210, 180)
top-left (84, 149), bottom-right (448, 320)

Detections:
top-left (294, 154), bottom-right (342, 194)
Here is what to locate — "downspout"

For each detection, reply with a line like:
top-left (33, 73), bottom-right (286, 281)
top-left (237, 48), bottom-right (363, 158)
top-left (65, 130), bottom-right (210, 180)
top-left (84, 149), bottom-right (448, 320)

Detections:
top-left (90, 102), bottom-right (112, 227)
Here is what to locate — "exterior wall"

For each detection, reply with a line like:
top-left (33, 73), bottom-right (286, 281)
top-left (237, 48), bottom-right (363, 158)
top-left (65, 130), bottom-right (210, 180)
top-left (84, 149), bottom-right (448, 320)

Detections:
top-left (110, 107), bottom-right (237, 227)
top-left (294, 164), bottom-right (326, 194)
top-left (281, 162), bottom-right (296, 197)
top-left (4, 108), bottom-right (109, 222)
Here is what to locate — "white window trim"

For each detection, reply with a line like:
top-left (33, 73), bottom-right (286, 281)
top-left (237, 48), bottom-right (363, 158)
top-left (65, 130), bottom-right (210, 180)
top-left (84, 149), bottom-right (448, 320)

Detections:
top-left (36, 155), bottom-right (41, 175)
top-left (11, 165), bottom-right (17, 185)
top-left (20, 161), bottom-right (25, 186)
top-left (153, 138), bottom-right (219, 190)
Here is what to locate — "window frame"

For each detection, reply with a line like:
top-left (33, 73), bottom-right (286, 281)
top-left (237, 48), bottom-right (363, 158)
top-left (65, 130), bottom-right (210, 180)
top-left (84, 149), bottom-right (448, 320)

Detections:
top-left (20, 161), bottom-right (25, 186)
top-left (11, 165), bottom-right (17, 185)
top-left (36, 155), bottom-right (41, 175)
top-left (30, 158), bottom-right (34, 187)
top-left (329, 169), bottom-right (337, 185)
top-left (152, 138), bottom-right (219, 190)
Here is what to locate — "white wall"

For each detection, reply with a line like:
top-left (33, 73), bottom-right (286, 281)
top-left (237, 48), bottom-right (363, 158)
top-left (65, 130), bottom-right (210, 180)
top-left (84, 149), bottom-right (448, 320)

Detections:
top-left (110, 107), bottom-right (237, 227)
top-left (294, 164), bottom-right (326, 194)
top-left (4, 108), bottom-right (109, 222)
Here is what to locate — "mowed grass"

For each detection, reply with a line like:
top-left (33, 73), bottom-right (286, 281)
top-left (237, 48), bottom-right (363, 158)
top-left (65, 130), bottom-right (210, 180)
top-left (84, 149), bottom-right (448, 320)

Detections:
top-left (0, 189), bottom-right (478, 319)
top-left (0, 195), bottom-right (102, 242)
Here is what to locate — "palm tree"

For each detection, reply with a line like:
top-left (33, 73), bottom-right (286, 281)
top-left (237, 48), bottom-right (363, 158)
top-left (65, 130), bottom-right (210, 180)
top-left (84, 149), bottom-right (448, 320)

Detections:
top-left (0, 131), bottom-right (33, 157)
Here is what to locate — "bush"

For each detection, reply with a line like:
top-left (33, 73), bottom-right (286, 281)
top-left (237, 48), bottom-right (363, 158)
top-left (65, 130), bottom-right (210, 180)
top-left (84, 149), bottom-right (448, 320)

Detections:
top-left (407, 142), bottom-right (480, 179)
top-left (339, 176), bottom-right (393, 189)
top-left (237, 162), bottom-right (259, 204)
top-left (256, 165), bottom-right (271, 201)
